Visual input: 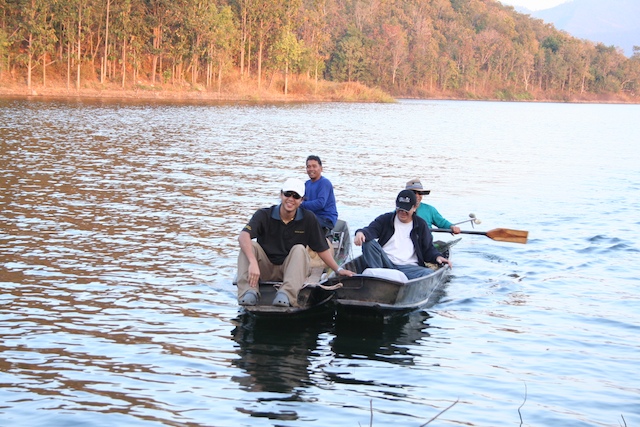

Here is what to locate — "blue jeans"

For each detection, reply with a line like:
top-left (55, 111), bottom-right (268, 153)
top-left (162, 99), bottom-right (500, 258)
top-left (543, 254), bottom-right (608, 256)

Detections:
top-left (361, 240), bottom-right (434, 279)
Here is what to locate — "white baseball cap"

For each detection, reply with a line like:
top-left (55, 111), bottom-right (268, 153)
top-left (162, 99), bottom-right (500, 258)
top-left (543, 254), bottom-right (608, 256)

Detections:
top-left (281, 178), bottom-right (305, 198)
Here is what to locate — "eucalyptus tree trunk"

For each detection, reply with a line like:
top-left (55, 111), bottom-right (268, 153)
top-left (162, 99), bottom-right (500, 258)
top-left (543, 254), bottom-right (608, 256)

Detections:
top-left (76, 4), bottom-right (82, 90)
top-left (284, 61), bottom-right (288, 95)
top-left (42, 52), bottom-right (46, 87)
top-left (257, 39), bottom-right (263, 90)
top-left (101, 0), bottom-right (111, 84)
top-left (151, 25), bottom-right (161, 84)
top-left (121, 37), bottom-right (126, 88)
top-left (240, 3), bottom-right (247, 78)
top-left (27, 33), bottom-right (33, 89)
top-left (217, 58), bottom-right (223, 94)
top-left (66, 39), bottom-right (71, 90)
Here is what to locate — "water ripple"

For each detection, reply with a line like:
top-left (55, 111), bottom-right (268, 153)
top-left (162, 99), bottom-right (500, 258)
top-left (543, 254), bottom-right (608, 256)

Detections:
top-left (1, 98), bottom-right (639, 426)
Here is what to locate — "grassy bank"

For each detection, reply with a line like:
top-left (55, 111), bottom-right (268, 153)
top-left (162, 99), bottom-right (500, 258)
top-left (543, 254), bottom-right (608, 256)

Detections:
top-left (1, 72), bottom-right (636, 104)
top-left (0, 73), bottom-right (396, 104)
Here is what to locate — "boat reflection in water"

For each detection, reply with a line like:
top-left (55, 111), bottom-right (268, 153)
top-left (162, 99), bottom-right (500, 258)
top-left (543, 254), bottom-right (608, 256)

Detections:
top-left (229, 296), bottom-right (445, 418)
top-left (230, 314), bottom-right (333, 420)
top-left (331, 307), bottom-right (442, 367)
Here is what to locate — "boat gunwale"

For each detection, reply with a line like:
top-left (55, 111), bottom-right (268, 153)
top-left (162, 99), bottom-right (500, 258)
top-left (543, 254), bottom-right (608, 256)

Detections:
top-left (333, 265), bottom-right (450, 314)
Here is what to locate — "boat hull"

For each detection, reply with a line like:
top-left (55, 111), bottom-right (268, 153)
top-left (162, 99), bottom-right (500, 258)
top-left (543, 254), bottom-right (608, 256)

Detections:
top-left (332, 238), bottom-right (459, 317)
top-left (242, 283), bottom-right (335, 318)
top-left (334, 261), bottom-right (450, 317)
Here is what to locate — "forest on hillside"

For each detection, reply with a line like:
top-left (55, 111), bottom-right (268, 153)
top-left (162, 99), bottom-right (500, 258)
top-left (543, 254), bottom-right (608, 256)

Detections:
top-left (1, 0), bottom-right (639, 100)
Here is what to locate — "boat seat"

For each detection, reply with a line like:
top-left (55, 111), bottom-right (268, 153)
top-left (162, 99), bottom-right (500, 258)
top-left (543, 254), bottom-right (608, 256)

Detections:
top-left (361, 268), bottom-right (408, 283)
top-left (307, 220), bottom-right (349, 269)
top-left (307, 237), bottom-right (335, 268)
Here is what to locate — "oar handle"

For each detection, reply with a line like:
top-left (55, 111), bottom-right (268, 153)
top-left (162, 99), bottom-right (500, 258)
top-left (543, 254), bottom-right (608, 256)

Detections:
top-left (432, 228), bottom-right (486, 236)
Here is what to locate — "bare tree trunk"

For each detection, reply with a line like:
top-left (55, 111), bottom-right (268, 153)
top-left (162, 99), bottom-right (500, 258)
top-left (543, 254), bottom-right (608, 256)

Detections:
top-left (133, 52), bottom-right (138, 83)
top-left (121, 37), bottom-right (126, 88)
top-left (267, 70), bottom-right (275, 90)
top-left (27, 34), bottom-right (33, 89)
top-left (76, 5), bottom-right (82, 90)
top-left (151, 25), bottom-right (161, 84)
top-left (67, 39), bottom-right (71, 90)
top-left (42, 53), bottom-right (46, 86)
top-left (217, 59), bottom-right (223, 94)
top-left (101, 0), bottom-right (111, 83)
top-left (240, 6), bottom-right (246, 78)
top-left (247, 33), bottom-right (252, 77)
top-left (206, 46), bottom-right (212, 88)
top-left (284, 62), bottom-right (288, 95)
top-left (257, 40), bottom-right (263, 90)
top-left (314, 60), bottom-right (319, 94)
top-left (151, 56), bottom-right (158, 84)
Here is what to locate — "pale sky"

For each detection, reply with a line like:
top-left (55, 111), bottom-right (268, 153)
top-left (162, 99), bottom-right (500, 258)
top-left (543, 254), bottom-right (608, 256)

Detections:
top-left (498, 0), bottom-right (571, 11)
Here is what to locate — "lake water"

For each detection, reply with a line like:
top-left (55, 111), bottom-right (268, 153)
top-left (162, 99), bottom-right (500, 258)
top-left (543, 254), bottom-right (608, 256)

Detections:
top-left (1, 97), bottom-right (639, 426)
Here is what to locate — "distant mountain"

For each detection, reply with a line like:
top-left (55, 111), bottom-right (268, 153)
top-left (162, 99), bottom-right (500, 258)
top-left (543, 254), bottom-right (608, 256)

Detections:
top-left (532, 0), bottom-right (640, 57)
top-left (508, 5), bottom-right (534, 14)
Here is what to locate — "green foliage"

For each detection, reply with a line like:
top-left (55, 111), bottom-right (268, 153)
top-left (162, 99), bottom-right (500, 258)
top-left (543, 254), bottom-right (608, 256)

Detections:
top-left (542, 36), bottom-right (562, 54)
top-left (270, 26), bottom-right (305, 74)
top-left (0, 27), bottom-right (8, 57)
top-left (327, 26), bottom-right (369, 83)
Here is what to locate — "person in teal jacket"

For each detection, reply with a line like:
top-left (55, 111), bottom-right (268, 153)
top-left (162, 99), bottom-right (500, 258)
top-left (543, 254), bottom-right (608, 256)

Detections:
top-left (405, 179), bottom-right (461, 234)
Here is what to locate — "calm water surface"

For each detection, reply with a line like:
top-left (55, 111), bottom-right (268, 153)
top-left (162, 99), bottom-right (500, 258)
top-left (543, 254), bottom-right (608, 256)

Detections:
top-left (1, 97), bottom-right (639, 426)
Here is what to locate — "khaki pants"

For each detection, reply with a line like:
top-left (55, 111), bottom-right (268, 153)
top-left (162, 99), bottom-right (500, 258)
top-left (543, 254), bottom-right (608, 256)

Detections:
top-left (237, 242), bottom-right (310, 307)
top-left (307, 237), bottom-right (334, 268)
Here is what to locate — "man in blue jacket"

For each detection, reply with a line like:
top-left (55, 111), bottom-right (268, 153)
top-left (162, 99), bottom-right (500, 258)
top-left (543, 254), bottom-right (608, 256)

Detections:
top-left (353, 190), bottom-right (452, 279)
top-left (301, 155), bottom-right (338, 235)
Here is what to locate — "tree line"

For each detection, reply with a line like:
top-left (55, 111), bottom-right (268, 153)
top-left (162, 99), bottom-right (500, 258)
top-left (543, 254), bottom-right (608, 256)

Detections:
top-left (1, 0), bottom-right (639, 99)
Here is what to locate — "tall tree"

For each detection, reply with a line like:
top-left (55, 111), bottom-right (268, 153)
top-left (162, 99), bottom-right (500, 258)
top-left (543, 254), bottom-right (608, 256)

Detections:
top-left (20, 0), bottom-right (56, 88)
top-left (252, 0), bottom-right (283, 90)
top-left (100, 0), bottom-right (110, 83)
top-left (328, 25), bottom-right (368, 82)
top-left (72, 0), bottom-right (90, 90)
top-left (300, 0), bottom-right (332, 91)
top-left (270, 25), bottom-right (304, 94)
top-left (145, 0), bottom-right (170, 84)
top-left (209, 6), bottom-right (238, 93)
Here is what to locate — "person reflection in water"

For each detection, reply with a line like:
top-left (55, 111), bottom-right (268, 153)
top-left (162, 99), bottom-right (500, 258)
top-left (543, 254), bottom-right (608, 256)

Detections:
top-left (231, 318), bottom-right (329, 397)
top-left (236, 177), bottom-right (354, 308)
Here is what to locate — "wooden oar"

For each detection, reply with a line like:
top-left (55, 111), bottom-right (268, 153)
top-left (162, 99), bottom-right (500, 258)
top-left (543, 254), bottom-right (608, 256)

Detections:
top-left (432, 227), bottom-right (529, 244)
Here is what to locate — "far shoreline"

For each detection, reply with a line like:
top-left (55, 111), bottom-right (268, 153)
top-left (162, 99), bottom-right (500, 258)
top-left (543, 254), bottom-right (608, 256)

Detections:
top-left (1, 80), bottom-right (638, 105)
top-left (0, 78), bottom-right (397, 104)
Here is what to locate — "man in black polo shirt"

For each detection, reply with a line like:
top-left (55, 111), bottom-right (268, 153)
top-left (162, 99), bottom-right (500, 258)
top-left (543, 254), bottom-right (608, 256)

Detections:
top-left (237, 178), bottom-right (355, 307)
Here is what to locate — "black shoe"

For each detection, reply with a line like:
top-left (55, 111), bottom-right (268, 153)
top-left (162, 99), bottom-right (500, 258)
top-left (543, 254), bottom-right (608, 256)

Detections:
top-left (272, 291), bottom-right (290, 307)
top-left (239, 290), bottom-right (258, 306)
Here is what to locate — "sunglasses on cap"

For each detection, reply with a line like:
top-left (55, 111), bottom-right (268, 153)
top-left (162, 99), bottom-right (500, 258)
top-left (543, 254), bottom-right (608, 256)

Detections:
top-left (282, 191), bottom-right (302, 199)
